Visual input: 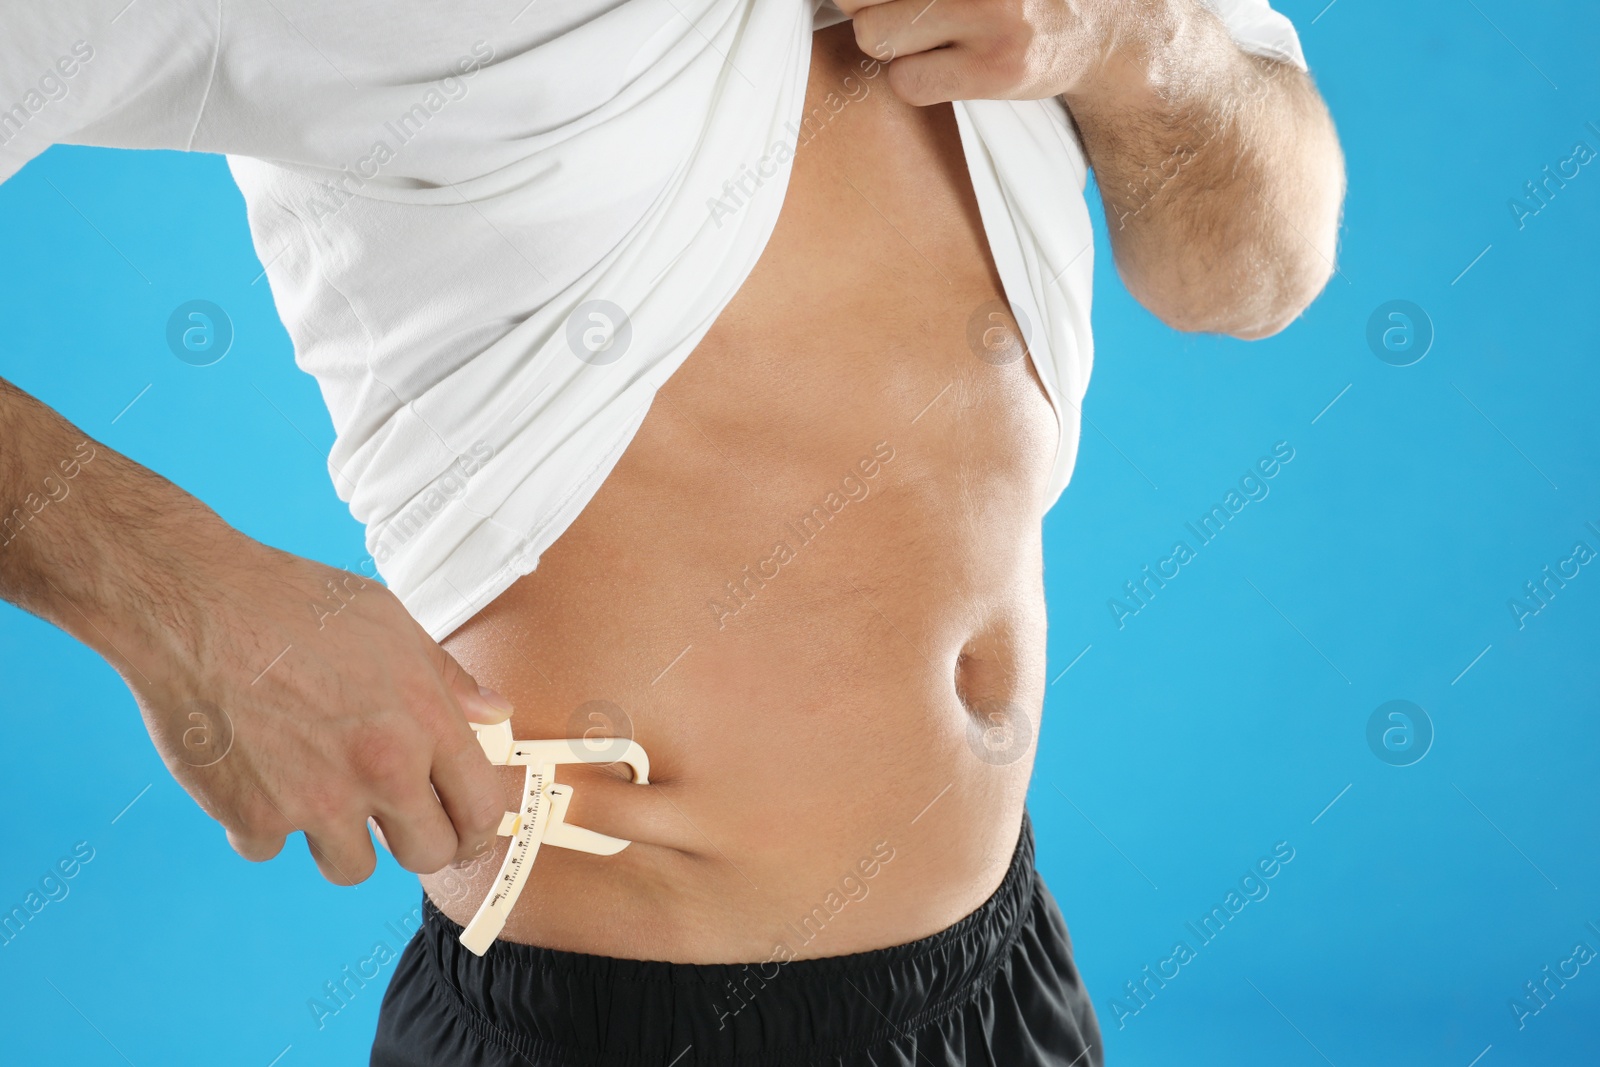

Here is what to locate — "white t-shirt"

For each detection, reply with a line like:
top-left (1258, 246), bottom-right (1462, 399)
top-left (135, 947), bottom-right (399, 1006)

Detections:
top-left (0, 0), bottom-right (1305, 639)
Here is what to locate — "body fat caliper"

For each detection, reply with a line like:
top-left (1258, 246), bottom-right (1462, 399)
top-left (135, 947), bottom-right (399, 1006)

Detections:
top-left (459, 719), bottom-right (651, 956)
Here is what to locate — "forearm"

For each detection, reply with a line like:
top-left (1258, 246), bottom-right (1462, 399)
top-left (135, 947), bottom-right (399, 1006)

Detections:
top-left (1064, 2), bottom-right (1344, 338)
top-left (0, 376), bottom-right (238, 664)
top-left (2, 372), bottom-right (509, 880)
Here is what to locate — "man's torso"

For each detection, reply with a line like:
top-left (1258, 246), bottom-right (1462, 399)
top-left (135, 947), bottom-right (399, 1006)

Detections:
top-left (422, 22), bottom-right (1062, 963)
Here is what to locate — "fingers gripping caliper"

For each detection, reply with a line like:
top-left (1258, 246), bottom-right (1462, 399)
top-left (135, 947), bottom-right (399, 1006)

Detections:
top-left (459, 719), bottom-right (650, 956)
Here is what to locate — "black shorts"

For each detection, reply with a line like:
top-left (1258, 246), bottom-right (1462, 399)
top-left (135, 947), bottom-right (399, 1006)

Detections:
top-left (371, 812), bottom-right (1101, 1066)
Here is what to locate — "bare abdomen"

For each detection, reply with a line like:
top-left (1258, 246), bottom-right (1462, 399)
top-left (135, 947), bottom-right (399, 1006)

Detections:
top-left (424, 21), bottom-right (1060, 963)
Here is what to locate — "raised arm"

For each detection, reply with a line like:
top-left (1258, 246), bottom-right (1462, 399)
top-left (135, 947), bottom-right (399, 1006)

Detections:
top-left (839, 0), bottom-right (1345, 339)
top-left (1061, 6), bottom-right (1344, 338)
top-left (0, 376), bottom-right (509, 883)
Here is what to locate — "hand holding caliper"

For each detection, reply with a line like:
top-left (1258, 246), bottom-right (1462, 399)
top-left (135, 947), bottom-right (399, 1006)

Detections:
top-left (459, 720), bottom-right (651, 955)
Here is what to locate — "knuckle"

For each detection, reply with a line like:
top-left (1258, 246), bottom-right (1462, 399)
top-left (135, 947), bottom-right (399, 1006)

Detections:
top-left (980, 42), bottom-right (1026, 86)
top-left (851, 17), bottom-right (890, 60)
top-left (291, 781), bottom-right (346, 828)
top-left (888, 64), bottom-right (930, 107)
top-left (235, 790), bottom-right (284, 834)
top-left (220, 795), bottom-right (256, 831)
top-left (347, 730), bottom-right (416, 788)
top-left (849, 11), bottom-right (875, 46)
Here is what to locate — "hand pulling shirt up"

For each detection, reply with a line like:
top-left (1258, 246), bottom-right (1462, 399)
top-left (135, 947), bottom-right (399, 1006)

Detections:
top-left (1, 0), bottom-right (1305, 640)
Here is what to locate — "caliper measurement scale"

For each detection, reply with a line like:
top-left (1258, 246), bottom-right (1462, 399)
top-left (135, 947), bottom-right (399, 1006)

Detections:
top-left (459, 721), bottom-right (651, 956)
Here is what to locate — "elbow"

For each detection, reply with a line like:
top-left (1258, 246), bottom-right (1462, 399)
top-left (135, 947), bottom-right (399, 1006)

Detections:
top-left (1133, 244), bottom-right (1337, 340)
top-left (1137, 202), bottom-right (1343, 340)
top-left (1140, 132), bottom-right (1347, 340)
top-left (1229, 151), bottom-right (1348, 339)
top-left (1223, 250), bottom-right (1338, 340)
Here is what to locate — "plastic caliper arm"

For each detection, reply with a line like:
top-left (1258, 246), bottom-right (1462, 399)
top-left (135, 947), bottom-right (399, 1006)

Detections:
top-left (457, 720), bottom-right (651, 956)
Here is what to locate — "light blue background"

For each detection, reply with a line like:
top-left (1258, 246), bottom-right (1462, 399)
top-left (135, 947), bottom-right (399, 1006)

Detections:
top-left (2, 2), bottom-right (1596, 1065)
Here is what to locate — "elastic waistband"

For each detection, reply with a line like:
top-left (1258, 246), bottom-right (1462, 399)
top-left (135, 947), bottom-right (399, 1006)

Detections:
top-left (417, 813), bottom-right (1037, 1065)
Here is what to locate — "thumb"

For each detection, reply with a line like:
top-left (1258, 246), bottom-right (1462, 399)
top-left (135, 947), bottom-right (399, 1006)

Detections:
top-left (435, 646), bottom-right (514, 725)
